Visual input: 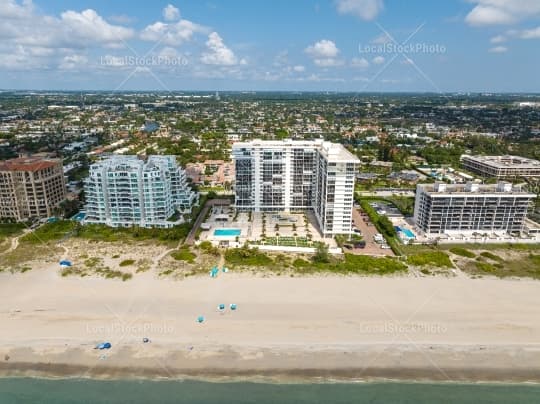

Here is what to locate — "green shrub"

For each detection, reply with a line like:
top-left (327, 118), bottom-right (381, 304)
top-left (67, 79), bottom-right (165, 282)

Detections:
top-left (292, 258), bottom-right (310, 268)
top-left (119, 259), bottom-right (135, 267)
top-left (198, 241), bottom-right (219, 256)
top-left (480, 251), bottom-right (503, 262)
top-left (407, 251), bottom-right (453, 268)
top-left (225, 247), bottom-right (273, 267)
top-left (449, 247), bottom-right (476, 258)
top-left (475, 262), bottom-right (496, 273)
top-left (171, 247), bottom-right (196, 263)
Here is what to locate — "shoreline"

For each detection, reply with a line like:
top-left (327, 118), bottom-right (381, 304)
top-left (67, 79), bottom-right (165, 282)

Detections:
top-left (3, 269), bottom-right (540, 386)
top-left (2, 343), bottom-right (540, 384)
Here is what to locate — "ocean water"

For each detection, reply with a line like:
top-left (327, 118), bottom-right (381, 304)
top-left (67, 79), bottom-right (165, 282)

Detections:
top-left (1, 379), bottom-right (540, 404)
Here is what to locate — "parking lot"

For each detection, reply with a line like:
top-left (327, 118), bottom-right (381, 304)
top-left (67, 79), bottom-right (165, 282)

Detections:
top-left (349, 207), bottom-right (394, 256)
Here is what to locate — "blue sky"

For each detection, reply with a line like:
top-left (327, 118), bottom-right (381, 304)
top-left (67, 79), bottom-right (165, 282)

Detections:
top-left (0, 0), bottom-right (539, 92)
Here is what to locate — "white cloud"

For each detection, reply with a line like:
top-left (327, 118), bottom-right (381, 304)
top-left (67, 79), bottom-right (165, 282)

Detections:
top-left (314, 58), bottom-right (344, 67)
top-left (200, 32), bottom-right (240, 65)
top-left (351, 57), bottom-right (369, 68)
top-left (140, 19), bottom-right (207, 46)
top-left (490, 34), bottom-right (506, 43)
top-left (0, 2), bottom-right (135, 70)
top-left (520, 26), bottom-right (540, 39)
top-left (59, 54), bottom-right (88, 70)
top-left (489, 45), bottom-right (508, 53)
top-left (293, 65), bottom-right (305, 72)
top-left (372, 56), bottom-right (385, 64)
top-left (305, 39), bottom-right (340, 58)
top-left (465, 0), bottom-right (540, 26)
top-left (0, 0), bottom-right (34, 19)
top-left (372, 32), bottom-right (392, 44)
top-left (335, 0), bottom-right (384, 21)
top-left (305, 39), bottom-right (343, 67)
top-left (163, 4), bottom-right (180, 21)
top-left (60, 9), bottom-right (134, 46)
top-left (0, 3), bottom-right (133, 49)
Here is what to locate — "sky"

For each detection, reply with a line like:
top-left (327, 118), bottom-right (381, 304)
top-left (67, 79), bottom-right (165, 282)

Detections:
top-left (0, 0), bottom-right (539, 92)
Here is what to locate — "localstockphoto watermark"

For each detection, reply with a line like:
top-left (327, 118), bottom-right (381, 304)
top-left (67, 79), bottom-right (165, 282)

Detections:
top-left (359, 43), bottom-right (446, 55)
top-left (360, 322), bottom-right (447, 335)
top-left (86, 322), bottom-right (174, 335)
top-left (100, 55), bottom-right (188, 68)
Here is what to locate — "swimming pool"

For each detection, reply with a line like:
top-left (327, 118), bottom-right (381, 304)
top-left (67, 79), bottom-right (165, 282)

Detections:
top-left (396, 226), bottom-right (415, 238)
top-left (72, 212), bottom-right (86, 221)
top-left (214, 228), bottom-right (241, 237)
top-left (402, 228), bottom-right (415, 238)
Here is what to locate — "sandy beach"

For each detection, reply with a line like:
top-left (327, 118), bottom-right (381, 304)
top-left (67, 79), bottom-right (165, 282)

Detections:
top-left (2, 267), bottom-right (540, 382)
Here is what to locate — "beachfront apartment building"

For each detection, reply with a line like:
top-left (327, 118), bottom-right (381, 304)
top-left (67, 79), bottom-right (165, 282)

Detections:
top-left (0, 156), bottom-right (66, 221)
top-left (84, 155), bottom-right (198, 228)
top-left (232, 139), bottom-right (359, 236)
top-left (461, 155), bottom-right (540, 179)
top-left (413, 182), bottom-right (535, 237)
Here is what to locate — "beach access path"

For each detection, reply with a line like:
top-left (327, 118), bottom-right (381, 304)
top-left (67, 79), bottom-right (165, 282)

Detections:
top-left (185, 198), bottom-right (232, 245)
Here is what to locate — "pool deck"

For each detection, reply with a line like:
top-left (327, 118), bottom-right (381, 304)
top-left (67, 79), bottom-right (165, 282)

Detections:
top-left (185, 199), bottom-right (232, 245)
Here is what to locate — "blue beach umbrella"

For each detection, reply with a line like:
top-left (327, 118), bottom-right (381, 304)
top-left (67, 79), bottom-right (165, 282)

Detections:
top-left (218, 304), bottom-right (225, 311)
top-left (197, 315), bottom-right (205, 323)
top-left (230, 304), bottom-right (237, 311)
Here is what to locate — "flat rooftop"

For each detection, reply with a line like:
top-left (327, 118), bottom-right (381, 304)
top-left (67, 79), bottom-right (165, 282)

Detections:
top-left (462, 155), bottom-right (540, 169)
top-left (418, 182), bottom-right (536, 197)
top-left (232, 139), bottom-right (360, 163)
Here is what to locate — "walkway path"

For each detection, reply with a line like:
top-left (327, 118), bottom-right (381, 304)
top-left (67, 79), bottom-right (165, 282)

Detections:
top-left (185, 199), bottom-right (231, 246)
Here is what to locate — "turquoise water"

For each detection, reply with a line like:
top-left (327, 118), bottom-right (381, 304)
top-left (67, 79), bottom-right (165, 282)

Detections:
top-left (395, 226), bottom-right (415, 238)
top-left (1, 379), bottom-right (540, 404)
top-left (214, 228), bottom-right (241, 237)
top-left (402, 228), bottom-right (415, 238)
top-left (71, 212), bottom-right (86, 221)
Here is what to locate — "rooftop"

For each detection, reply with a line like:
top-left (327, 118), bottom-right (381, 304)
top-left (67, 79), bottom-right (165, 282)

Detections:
top-left (418, 182), bottom-right (536, 196)
top-left (0, 157), bottom-right (60, 172)
top-left (232, 139), bottom-right (359, 163)
top-left (462, 154), bottom-right (540, 168)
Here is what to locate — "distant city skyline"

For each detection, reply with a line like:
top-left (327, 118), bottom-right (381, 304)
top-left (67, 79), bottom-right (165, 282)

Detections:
top-left (0, 0), bottom-right (539, 92)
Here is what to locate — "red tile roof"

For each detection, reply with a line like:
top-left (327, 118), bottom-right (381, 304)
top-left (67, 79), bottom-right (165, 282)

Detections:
top-left (0, 157), bottom-right (59, 172)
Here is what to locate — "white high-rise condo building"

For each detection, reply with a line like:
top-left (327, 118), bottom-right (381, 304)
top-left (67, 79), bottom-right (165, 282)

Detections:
top-left (414, 182), bottom-right (535, 237)
top-left (84, 155), bottom-right (198, 228)
top-left (232, 140), bottom-right (359, 237)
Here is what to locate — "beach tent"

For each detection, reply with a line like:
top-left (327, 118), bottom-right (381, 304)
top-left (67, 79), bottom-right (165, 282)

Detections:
top-left (222, 267), bottom-right (229, 273)
top-left (96, 342), bottom-right (112, 350)
top-left (143, 337), bottom-right (150, 343)
top-left (59, 260), bottom-right (72, 267)
top-left (230, 304), bottom-right (237, 311)
top-left (197, 315), bottom-right (205, 323)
